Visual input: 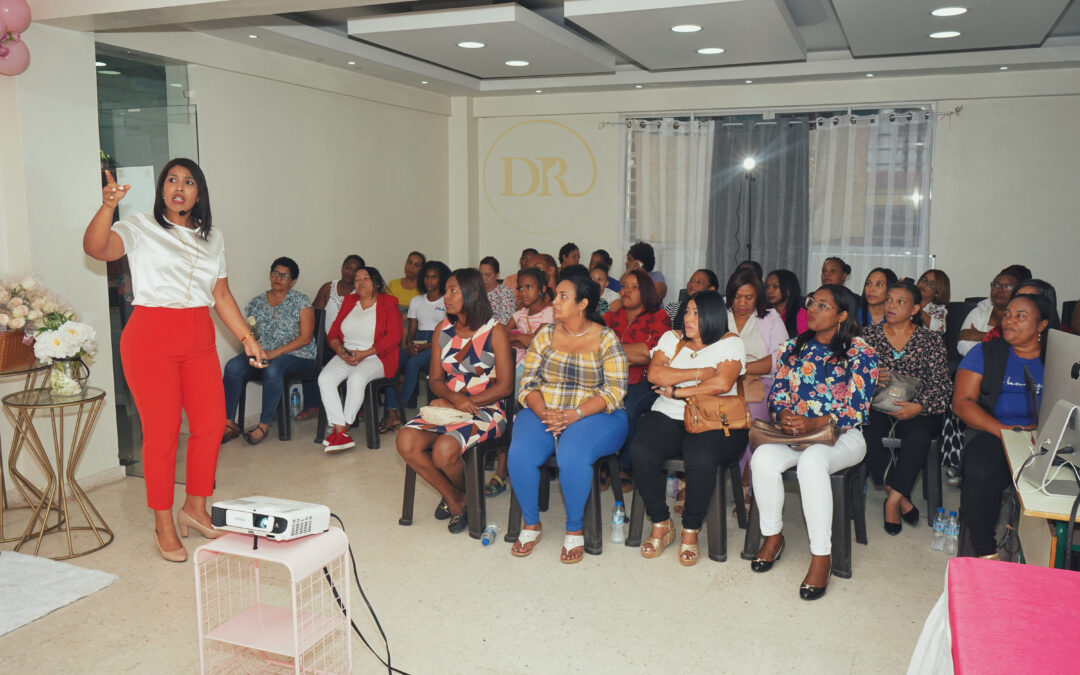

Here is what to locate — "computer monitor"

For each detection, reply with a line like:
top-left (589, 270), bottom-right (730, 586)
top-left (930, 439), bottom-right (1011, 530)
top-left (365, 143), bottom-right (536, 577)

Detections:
top-left (1038, 330), bottom-right (1080, 430)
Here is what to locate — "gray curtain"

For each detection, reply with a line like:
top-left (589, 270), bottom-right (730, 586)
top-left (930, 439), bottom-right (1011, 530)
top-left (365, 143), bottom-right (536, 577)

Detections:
top-left (705, 118), bottom-right (809, 286)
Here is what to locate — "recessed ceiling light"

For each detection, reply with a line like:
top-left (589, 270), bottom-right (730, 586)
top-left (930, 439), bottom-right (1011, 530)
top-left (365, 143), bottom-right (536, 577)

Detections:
top-left (347, 61), bottom-right (356, 65)
top-left (929, 30), bottom-right (961, 39)
top-left (169, 83), bottom-right (184, 88)
top-left (671, 24), bottom-right (702, 33)
top-left (505, 60), bottom-right (529, 67)
top-left (95, 61), bottom-right (106, 67)
top-left (931, 7), bottom-right (967, 17)
top-left (635, 85), bottom-right (643, 89)
top-left (248, 34), bottom-right (258, 39)
top-left (420, 81), bottom-right (429, 85)
top-left (866, 73), bottom-right (874, 77)
top-left (745, 79), bottom-right (752, 84)
top-left (457, 41), bottom-right (485, 49)
top-left (535, 90), bottom-right (543, 94)
top-left (697, 47), bottom-right (725, 55)
top-left (98, 70), bottom-right (121, 75)
top-left (999, 66), bottom-right (1009, 70)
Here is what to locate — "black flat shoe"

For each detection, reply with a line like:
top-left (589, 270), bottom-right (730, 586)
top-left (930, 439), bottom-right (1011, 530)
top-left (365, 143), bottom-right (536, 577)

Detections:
top-left (434, 498), bottom-right (451, 520)
top-left (901, 504), bottom-right (920, 526)
top-left (447, 509), bottom-right (468, 534)
top-left (750, 536), bottom-right (784, 573)
top-left (883, 501), bottom-right (902, 536)
top-left (800, 568), bottom-right (832, 601)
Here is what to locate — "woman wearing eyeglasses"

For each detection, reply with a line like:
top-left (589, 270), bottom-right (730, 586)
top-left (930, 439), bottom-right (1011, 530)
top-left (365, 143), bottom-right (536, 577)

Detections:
top-left (956, 265), bottom-right (1032, 356)
top-left (222, 257), bottom-right (316, 445)
top-left (748, 285), bottom-right (878, 600)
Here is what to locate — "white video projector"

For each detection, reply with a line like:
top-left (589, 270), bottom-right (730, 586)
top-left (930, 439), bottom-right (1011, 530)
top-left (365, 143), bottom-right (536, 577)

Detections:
top-left (211, 496), bottom-right (331, 541)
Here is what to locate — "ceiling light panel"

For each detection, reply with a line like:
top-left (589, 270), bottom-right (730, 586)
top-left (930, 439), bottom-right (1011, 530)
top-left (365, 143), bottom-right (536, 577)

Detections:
top-left (348, 4), bottom-right (615, 79)
top-left (564, 0), bottom-right (805, 71)
top-left (831, 0), bottom-right (1071, 57)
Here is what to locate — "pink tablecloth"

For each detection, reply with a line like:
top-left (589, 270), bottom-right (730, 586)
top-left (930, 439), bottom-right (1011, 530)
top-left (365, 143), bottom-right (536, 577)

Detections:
top-left (949, 557), bottom-right (1080, 673)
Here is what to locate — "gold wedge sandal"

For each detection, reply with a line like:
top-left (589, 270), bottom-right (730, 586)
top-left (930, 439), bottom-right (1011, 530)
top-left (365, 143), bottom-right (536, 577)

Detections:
top-left (641, 519), bottom-right (676, 559)
top-left (679, 528), bottom-right (701, 566)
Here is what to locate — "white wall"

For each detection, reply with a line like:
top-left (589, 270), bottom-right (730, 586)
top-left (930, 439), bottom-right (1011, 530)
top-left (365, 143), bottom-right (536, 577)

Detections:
top-left (0, 24), bottom-right (122, 487)
top-left (468, 68), bottom-right (1080, 304)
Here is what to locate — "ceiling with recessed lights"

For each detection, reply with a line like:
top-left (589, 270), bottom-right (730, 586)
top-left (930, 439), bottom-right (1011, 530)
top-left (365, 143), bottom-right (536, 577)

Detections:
top-left (35, 0), bottom-right (1080, 96)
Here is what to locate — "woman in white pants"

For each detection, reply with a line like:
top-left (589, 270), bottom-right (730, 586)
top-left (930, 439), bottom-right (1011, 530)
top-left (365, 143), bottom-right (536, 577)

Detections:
top-left (749, 284), bottom-right (878, 600)
top-left (319, 267), bottom-right (402, 453)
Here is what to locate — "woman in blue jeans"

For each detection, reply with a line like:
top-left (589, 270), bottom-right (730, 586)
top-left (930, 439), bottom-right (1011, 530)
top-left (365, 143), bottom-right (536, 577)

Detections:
top-left (508, 275), bottom-right (628, 564)
top-left (222, 256), bottom-right (316, 444)
top-left (382, 260), bottom-right (450, 432)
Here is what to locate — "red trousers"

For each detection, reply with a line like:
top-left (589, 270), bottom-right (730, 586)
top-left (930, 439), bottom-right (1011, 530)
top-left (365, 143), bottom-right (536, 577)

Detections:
top-left (121, 306), bottom-right (226, 510)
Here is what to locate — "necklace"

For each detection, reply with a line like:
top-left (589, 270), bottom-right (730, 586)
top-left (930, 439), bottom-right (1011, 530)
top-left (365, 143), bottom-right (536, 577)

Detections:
top-left (170, 225), bottom-right (201, 301)
top-left (561, 322), bottom-right (592, 338)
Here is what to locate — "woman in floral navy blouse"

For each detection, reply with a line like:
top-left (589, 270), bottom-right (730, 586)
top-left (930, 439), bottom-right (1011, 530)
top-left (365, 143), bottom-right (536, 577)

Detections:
top-left (749, 284), bottom-right (878, 601)
top-left (862, 281), bottom-right (952, 535)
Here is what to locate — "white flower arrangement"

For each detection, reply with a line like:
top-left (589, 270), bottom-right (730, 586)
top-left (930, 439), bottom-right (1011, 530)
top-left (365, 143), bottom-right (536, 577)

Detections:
top-left (33, 320), bottom-right (97, 364)
top-left (246, 315), bottom-right (260, 341)
top-left (0, 275), bottom-right (71, 333)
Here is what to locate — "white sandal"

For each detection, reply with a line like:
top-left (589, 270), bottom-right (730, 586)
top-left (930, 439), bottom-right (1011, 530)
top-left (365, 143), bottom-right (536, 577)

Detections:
top-left (511, 528), bottom-right (542, 557)
top-left (561, 534), bottom-right (585, 564)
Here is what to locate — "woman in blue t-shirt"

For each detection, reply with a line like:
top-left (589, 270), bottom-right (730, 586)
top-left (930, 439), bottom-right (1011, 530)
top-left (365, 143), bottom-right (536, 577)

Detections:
top-left (953, 293), bottom-right (1053, 558)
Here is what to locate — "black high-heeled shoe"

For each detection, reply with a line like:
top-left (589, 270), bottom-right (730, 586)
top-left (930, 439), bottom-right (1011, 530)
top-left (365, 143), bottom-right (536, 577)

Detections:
top-left (883, 501), bottom-right (902, 536)
top-left (800, 566), bottom-right (832, 601)
top-left (751, 535), bottom-right (784, 573)
top-left (901, 504), bottom-right (920, 526)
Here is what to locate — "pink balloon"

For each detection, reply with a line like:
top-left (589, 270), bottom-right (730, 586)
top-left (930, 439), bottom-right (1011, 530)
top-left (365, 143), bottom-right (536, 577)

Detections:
top-left (0, 37), bottom-right (29, 76)
top-left (0, 0), bottom-right (30, 34)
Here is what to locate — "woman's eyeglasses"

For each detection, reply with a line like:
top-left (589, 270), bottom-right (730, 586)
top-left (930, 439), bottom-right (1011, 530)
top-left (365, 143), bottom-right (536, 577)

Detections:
top-left (804, 297), bottom-right (835, 313)
top-left (990, 282), bottom-right (1015, 291)
top-left (270, 271), bottom-right (292, 280)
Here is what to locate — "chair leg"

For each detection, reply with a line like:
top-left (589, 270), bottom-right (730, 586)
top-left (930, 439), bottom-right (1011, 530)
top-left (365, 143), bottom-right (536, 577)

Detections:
top-left (504, 487), bottom-right (522, 543)
top-left (741, 495), bottom-right (761, 561)
top-left (399, 466), bottom-right (416, 526)
top-left (237, 382), bottom-right (247, 428)
top-left (729, 461), bottom-right (748, 529)
top-left (851, 464), bottom-right (868, 546)
top-left (926, 441), bottom-right (943, 527)
top-left (277, 385), bottom-right (290, 441)
top-left (830, 472), bottom-right (853, 579)
top-left (538, 465), bottom-right (551, 512)
top-left (464, 445), bottom-right (486, 540)
top-left (315, 405), bottom-right (328, 445)
top-left (582, 461), bottom-right (603, 555)
top-left (363, 382), bottom-right (380, 449)
top-left (706, 465), bottom-right (727, 562)
top-left (625, 482), bottom-right (645, 548)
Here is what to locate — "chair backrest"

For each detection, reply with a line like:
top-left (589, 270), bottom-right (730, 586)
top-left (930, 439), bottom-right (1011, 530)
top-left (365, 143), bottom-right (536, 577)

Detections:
top-left (1062, 300), bottom-right (1077, 330)
top-left (944, 300), bottom-right (977, 371)
top-left (313, 308), bottom-right (327, 365)
top-left (964, 296), bottom-right (986, 304)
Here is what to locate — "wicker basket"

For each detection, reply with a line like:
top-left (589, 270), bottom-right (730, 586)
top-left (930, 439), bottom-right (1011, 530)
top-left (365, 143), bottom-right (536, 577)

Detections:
top-left (0, 330), bottom-right (36, 372)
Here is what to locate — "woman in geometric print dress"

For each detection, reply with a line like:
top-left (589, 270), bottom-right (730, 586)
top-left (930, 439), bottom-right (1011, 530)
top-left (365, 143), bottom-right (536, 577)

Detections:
top-left (396, 268), bottom-right (514, 535)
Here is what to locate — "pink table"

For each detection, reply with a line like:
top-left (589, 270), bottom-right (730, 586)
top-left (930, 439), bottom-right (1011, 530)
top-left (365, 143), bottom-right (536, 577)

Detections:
top-left (949, 558), bottom-right (1080, 673)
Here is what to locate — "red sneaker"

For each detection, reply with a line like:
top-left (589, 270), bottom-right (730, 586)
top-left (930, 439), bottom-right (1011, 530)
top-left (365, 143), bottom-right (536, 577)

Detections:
top-left (324, 432), bottom-right (356, 454)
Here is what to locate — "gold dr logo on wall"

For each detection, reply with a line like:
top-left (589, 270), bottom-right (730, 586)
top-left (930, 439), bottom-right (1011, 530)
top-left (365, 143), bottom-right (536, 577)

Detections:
top-left (483, 119), bottom-right (597, 233)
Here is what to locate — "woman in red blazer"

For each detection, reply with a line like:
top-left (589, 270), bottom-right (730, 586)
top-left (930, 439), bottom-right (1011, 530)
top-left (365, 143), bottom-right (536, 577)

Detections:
top-left (318, 266), bottom-right (402, 452)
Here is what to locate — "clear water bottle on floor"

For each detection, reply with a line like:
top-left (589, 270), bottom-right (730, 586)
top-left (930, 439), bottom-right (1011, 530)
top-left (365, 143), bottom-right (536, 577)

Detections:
top-left (666, 473), bottom-right (677, 498)
top-left (481, 522), bottom-right (500, 546)
top-left (289, 386), bottom-right (302, 418)
top-left (930, 507), bottom-right (946, 551)
top-left (943, 510), bottom-right (960, 557)
top-left (611, 501), bottom-right (626, 544)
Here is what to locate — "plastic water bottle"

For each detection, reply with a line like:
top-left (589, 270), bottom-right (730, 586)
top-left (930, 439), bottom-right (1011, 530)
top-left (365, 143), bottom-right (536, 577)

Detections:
top-left (930, 507), bottom-right (946, 552)
top-left (289, 386), bottom-right (302, 418)
top-left (611, 502), bottom-right (626, 544)
top-left (943, 510), bottom-right (960, 557)
top-left (481, 522), bottom-right (500, 546)
top-left (666, 473), bottom-right (677, 498)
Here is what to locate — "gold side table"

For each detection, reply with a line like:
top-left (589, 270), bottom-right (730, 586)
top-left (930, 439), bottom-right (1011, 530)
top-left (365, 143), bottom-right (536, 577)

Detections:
top-left (2, 386), bottom-right (114, 559)
top-left (1, 362), bottom-right (52, 544)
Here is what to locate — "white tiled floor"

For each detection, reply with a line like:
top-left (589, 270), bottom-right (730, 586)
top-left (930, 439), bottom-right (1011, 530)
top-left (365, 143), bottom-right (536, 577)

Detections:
top-left (0, 418), bottom-right (957, 674)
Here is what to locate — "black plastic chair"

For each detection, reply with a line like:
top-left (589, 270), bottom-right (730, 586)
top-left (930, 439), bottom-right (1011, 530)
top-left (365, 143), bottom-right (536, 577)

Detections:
top-left (881, 430), bottom-right (942, 527)
top-left (624, 458), bottom-right (747, 562)
top-left (236, 308), bottom-right (325, 442)
top-left (1062, 300), bottom-right (1076, 330)
top-left (944, 301), bottom-right (977, 373)
top-left (314, 373), bottom-right (405, 449)
top-left (504, 447), bottom-right (622, 556)
top-left (964, 296), bottom-right (987, 304)
top-left (398, 392), bottom-right (515, 539)
top-left (740, 463), bottom-right (868, 579)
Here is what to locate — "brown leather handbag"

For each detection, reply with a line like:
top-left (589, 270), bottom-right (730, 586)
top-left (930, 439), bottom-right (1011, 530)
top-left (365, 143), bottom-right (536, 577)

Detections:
top-left (741, 374), bottom-right (765, 403)
top-left (683, 379), bottom-right (752, 436)
top-left (748, 418), bottom-right (841, 451)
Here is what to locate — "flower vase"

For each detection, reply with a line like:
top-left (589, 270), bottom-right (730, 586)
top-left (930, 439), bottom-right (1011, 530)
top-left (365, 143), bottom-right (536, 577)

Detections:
top-left (49, 357), bottom-right (89, 397)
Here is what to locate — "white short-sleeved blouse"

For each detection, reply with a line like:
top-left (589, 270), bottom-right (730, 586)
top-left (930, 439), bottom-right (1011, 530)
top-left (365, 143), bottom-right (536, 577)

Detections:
top-left (649, 330), bottom-right (747, 421)
top-left (111, 212), bottom-right (227, 308)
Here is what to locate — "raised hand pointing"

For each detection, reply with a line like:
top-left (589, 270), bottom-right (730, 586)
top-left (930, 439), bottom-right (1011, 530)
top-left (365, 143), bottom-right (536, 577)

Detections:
top-left (102, 169), bottom-right (131, 208)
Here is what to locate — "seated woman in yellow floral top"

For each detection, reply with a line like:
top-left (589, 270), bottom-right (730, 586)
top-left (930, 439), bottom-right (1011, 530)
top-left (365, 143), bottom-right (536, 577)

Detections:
top-left (508, 275), bottom-right (629, 564)
top-left (749, 284), bottom-right (878, 601)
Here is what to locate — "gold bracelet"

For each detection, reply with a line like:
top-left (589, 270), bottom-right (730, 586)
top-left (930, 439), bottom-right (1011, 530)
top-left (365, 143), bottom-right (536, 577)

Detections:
top-left (240, 332), bottom-right (253, 343)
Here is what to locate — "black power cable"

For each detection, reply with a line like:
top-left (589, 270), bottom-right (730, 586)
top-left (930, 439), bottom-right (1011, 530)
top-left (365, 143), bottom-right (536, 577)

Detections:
top-left (324, 513), bottom-right (411, 675)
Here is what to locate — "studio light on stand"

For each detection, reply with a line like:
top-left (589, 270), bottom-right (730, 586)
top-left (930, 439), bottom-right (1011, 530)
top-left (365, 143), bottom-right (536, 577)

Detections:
top-left (742, 156), bottom-right (757, 262)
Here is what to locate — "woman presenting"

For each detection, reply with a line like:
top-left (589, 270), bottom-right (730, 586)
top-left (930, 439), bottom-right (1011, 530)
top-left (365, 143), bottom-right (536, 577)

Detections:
top-left (83, 159), bottom-right (267, 563)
